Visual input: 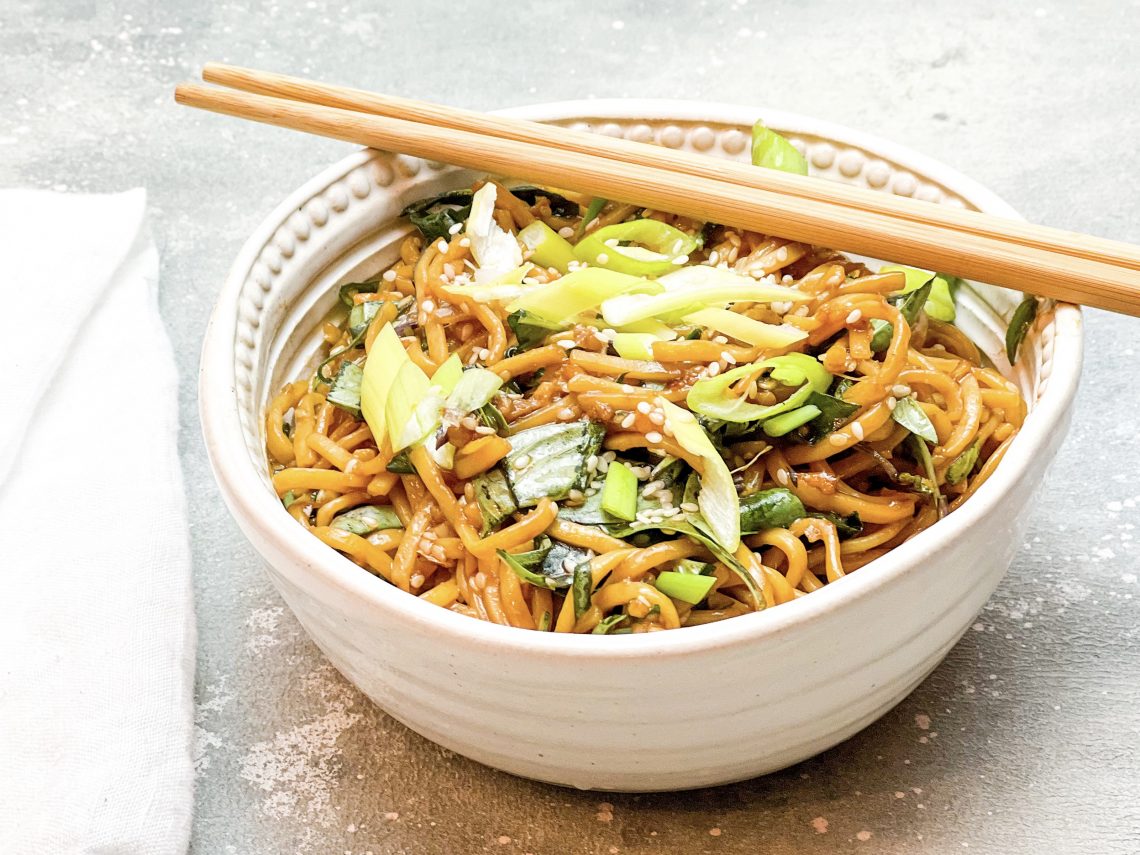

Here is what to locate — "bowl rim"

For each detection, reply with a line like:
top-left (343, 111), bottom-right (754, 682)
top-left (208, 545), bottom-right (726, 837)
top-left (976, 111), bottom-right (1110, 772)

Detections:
top-left (200, 98), bottom-right (1082, 660)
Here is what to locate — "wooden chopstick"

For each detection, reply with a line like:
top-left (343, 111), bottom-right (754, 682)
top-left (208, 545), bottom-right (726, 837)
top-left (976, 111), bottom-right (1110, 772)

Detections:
top-left (202, 62), bottom-right (1140, 276)
top-left (174, 81), bottom-right (1140, 317)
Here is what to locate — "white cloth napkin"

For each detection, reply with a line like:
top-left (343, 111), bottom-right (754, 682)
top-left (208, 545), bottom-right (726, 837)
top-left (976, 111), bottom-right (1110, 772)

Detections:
top-left (0, 189), bottom-right (195, 854)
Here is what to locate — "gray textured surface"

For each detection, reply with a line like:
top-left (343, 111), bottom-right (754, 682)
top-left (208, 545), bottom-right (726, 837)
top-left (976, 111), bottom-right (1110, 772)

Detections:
top-left (3, 1), bottom-right (1139, 852)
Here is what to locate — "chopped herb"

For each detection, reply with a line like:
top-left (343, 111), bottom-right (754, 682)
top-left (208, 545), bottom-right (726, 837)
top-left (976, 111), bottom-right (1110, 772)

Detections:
top-left (478, 401), bottom-right (510, 436)
top-left (891, 396), bottom-right (938, 444)
top-left (331, 505), bottom-right (403, 535)
top-left (946, 439), bottom-right (982, 485)
top-left (507, 309), bottom-right (563, 351)
top-left (655, 571), bottom-right (717, 605)
top-left (338, 275), bottom-right (381, 307)
top-left (591, 613), bottom-right (628, 634)
top-left (504, 421), bottom-right (605, 507)
top-left (282, 490), bottom-right (297, 509)
top-left (739, 487), bottom-right (807, 534)
top-left (673, 558), bottom-right (715, 575)
top-left (327, 360), bottom-right (364, 417)
top-left (572, 564), bottom-right (593, 617)
top-left (472, 467), bottom-right (518, 533)
top-left (814, 511), bottom-right (862, 539)
top-left (386, 450), bottom-right (414, 474)
top-left (541, 541), bottom-right (592, 587)
top-left (1005, 296), bottom-right (1038, 364)
top-left (803, 391), bottom-right (860, 442)
top-left (401, 189), bottom-right (473, 241)
top-left (869, 318), bottom-right (893, 352)
top-left (347, 300), bottom-right (383, 339)
top-left (577, 197), bottom-right (607, 237)
top-left (499, 549), bottom-right (571, 591)
top-left (888, 276), bottom-right (934, 327)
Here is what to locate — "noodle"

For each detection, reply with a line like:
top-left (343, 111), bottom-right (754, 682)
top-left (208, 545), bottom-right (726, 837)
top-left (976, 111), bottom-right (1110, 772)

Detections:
top-left (265, 178), bottom-right (1029, 633)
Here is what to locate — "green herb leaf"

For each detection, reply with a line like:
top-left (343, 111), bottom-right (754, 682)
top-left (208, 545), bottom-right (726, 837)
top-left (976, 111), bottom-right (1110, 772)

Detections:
top-left (803, 391), bottom-right (860, 442)
top-left (572, 564), bottom-right (593, 617)
top-left (507, 309), bottom-right (564, 351)
top-left (338, 276), bottom-right (381, 307)
top-left (330, 505), bottom-right (403, 535)
top-left (891, 276), bottom-right (934, 327)
top-left (401, 189), bottom-right (473, 242)
top-left (347, 300), bottom-right (383, 339)
top-left (762, 404), bottom-right (822, 437)
top-left (891, 396), bottom-right (938, 444)
top-left (869, 318), bottom-right (893, 352)
top-left (815, 511), bottom-right (862, 539)
top-left (327, 361), bottom-right (364, 418)
top-left (386, 450), bottom-right (414, 474)
top-left (472, 467), bottom-right (518, 534)
top-left (592, 613), bottom-right (628, 634)
top-left (739, 488), bottom-right (807, 534)
top-left (478, 401), bottom-right (510, 436)
top-left (499, 549), bottom-right (569, 591)
top-left (906, 433), bottom-right (945, 518)
top-left (504, 421), bottom-right (605, 508)
top-left (1005, 296), bottom-right (1038, 364)
top-left (946, 439), bottom-right (982, 485)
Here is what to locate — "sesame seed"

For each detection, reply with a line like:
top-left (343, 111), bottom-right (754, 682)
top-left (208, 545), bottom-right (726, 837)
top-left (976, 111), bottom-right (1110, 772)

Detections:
top-left (436, 240), bottom-right (449, 253)
top-left (475, 571), bottom-right (487, 589)
top-left (828, 433), bottom-right (848, 446)
top-left (642, 480), bottom-right (663, 497)
top-left (721, 351), bottom-right (737, 364)
top-left (513, 454), bottom-right (531, 469)
top-left (713, 335), bottom-right (729, 345)
top-left (585, 487), bottom-right (597, 497)
top-left (892, 384), bottom-right (912, 397)
top-left (645, 430), bottom-right (663, 444)
top-left (458, 237), bottom-right (471, 248)
top-left (410, 573), bottom-right (425, 588)
top-left (597, 252), bottom-right (610, 264)
top-left (422, 300), bottom-right (436, 313)
top-left (558, 226), bottom-right (574, 238)
top-left (707, 362), bottom-right (721, 377)
top-left (680, 502), bottom-right (699, 513)
top-left (648, 411), bottom-right (665, 426)
top-left (558, 407), bottom-right (576, 420)
top-left (382, 269), bottom-right (397, 282)
top-left (562, 557), bottom-right (577, 572)
top-left (568, 489), bottom-right (585, 503)
top-left (708, 251), bottom-right (720, 265)
top-left (478, 348), bottom-right (491, 360)
top-left (620, 413), bottom-right (636, 430)
top-left (671, 254), bottom-right (689, 265)
top-left (556, 339), bottom-right (577, 350)
top-left (637, 401), bottom-right (652, 414)
top-left (846, 309), bottom-right (862, 324)
top-left (448, 221), bottom-right (463, 235)
top-left (603, 451), bottom-right (617, 462)
top-left (776, 469), bottom-right (789, 486)
top-left (474, 425), bottom-right (496, 435)
top-left (852, 422), bottom-right (865, 441)
top-left (887, 397), bottom-right (898, 411)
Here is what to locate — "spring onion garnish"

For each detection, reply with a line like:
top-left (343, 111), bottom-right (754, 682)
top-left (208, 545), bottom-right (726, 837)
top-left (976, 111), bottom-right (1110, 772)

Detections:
top-left (682, 307), bottom-right (808, 349)
top-left (572, 563), bottom-right (593, 617)
top-left (573, 219), bottom-right (699, 277)
top-left (750, 121), bottom-right (809, 175)
top-left (601, 460), bottom-right (638, 522)
top-left (508, 267), bottom-right (656, 324)
top-left (518, 220), bottom-right (576, 273)
top-left (656, 398), bottom-right (740, 551)
top-left (445, 366), bottom-right (503, 414)
top-left (762, 404), bottom-right (822, 437)
top-left (360, 323), bottom-right (407, 444)
top-left (687, 353), bottom-right (832, 424)
top-left (577, 197), bottom-right (607, 237)
top-left (655, 571), bottom-right (717, 605)
top-left (611, 332), bottom-right (659, 361)
top-left (1005, 296), bottom-right (1038, 364)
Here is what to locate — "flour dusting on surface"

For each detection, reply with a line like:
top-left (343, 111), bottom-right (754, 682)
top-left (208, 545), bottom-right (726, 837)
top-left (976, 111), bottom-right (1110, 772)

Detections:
top-left (246, 605), bottom-right (286, 656)
top-left (239, 665), bottom-right (361, 826)
top-left (194, 676), bottom-right (234, 777)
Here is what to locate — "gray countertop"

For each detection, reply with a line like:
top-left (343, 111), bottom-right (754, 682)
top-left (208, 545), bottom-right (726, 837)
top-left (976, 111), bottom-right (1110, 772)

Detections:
top-left (4, 1), bottom-right (1139, 852)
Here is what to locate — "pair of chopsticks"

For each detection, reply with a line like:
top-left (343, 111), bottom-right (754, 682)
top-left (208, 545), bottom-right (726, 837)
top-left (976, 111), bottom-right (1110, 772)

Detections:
top-left (175, 64), bottom-right (1140, 317)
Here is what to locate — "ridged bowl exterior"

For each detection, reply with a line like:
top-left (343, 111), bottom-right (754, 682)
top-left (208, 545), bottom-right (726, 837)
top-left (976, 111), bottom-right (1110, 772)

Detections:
top-left (200, 101), bottom-right (1082, 791)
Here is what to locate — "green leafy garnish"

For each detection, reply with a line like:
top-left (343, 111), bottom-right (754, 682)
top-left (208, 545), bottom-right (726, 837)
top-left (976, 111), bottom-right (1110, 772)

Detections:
top-left (572, 564), bottom-right (593, 618)
top-left (881, 265), bottom-right (954, 322)
top-left (282, 490), bottom-right (297, 509)
top-left (1005, 296), bottom-right (1038, 364)
top-left (815, 511), bottom-right (863, 539)
top-left (331, 505), bottom-right (403, 535)
top-left (472, 467), bottom-right (518, 533)
top-left (507, 309), bottom-right (564, 351)
top-left (327, 361), bottom-right (364, 418)
top-left (506, 186), bottom-right (578, 218)
top-left (338, 276), bottom-right (381, 307)
top-left (592, 613), bottom-right (628, 634)
top-left (478, 401), bottom-right (510, 436)
top-left (891, 396), bottom-right (938, 444)
top-left (869, 318), bottom-right (893, 352)
top-left (499, 549), bottom-right (571, 591)
top-left (687, 353), bottom-right (832, 424)
top-left (739, 488), bottom-right (807, 534)
top-left (946, 439), bottom-right (982, 485)
top-left (386, 450), bottom-right (414, 474)
top-left (504, 421), bottom-right (605, 508)
top-left (803, 391), bottom-right (860, 442)
top-left (577, 197), bottom-right (608, 238)
top-left (401, 189), bottom-right (473, 242)
top-left (904, 433), bottom-right (945, 518)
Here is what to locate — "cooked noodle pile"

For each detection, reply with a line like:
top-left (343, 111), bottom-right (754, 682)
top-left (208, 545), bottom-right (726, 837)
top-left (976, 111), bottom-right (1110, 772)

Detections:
top-left (267, 176), bottom-right (1027, 633)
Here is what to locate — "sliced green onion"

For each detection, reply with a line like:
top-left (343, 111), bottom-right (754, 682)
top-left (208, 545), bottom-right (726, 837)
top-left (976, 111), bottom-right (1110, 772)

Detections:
top-left (611, 317), bottom-right (678, 339)
top-left (673, 558), bottom-right (714, 575)
top-left (430, 353), bottom-right (464, 394)
top-left (518, 220), bottom-right (576, 273)
top-left (600, 460), bottom-right (638, 522)
top-left (508, 267), bottom-right (656, 323)
top-left (385, 360), bottom-right (439, 451)
top-left (611, 332), bottom-right (659, 361)
top-left (762, 404), bottom-right (821, 437)
top-left (750, 121), bottom-right (809, 175)
top-left (573, 219), bottom-right (698, 277)
top-left (682, 307), bottom-right (808, 349)
top-left (655, 571), bottom-right (717, 605)
top-left (445, 367), bottom-right (503, 414)
top-left (686, 353), bottom-right (832, 423)
top-left (1005, 296), bottom-right (1038, 365)
top-left (656, 398), bottom-right (739, 551)
top-left (360, 323), bottom-right (408, 444)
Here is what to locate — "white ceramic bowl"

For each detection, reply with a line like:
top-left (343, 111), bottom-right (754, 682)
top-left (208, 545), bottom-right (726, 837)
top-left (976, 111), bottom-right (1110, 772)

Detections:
top-left (200, 101), bottom-right (1082, 791)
